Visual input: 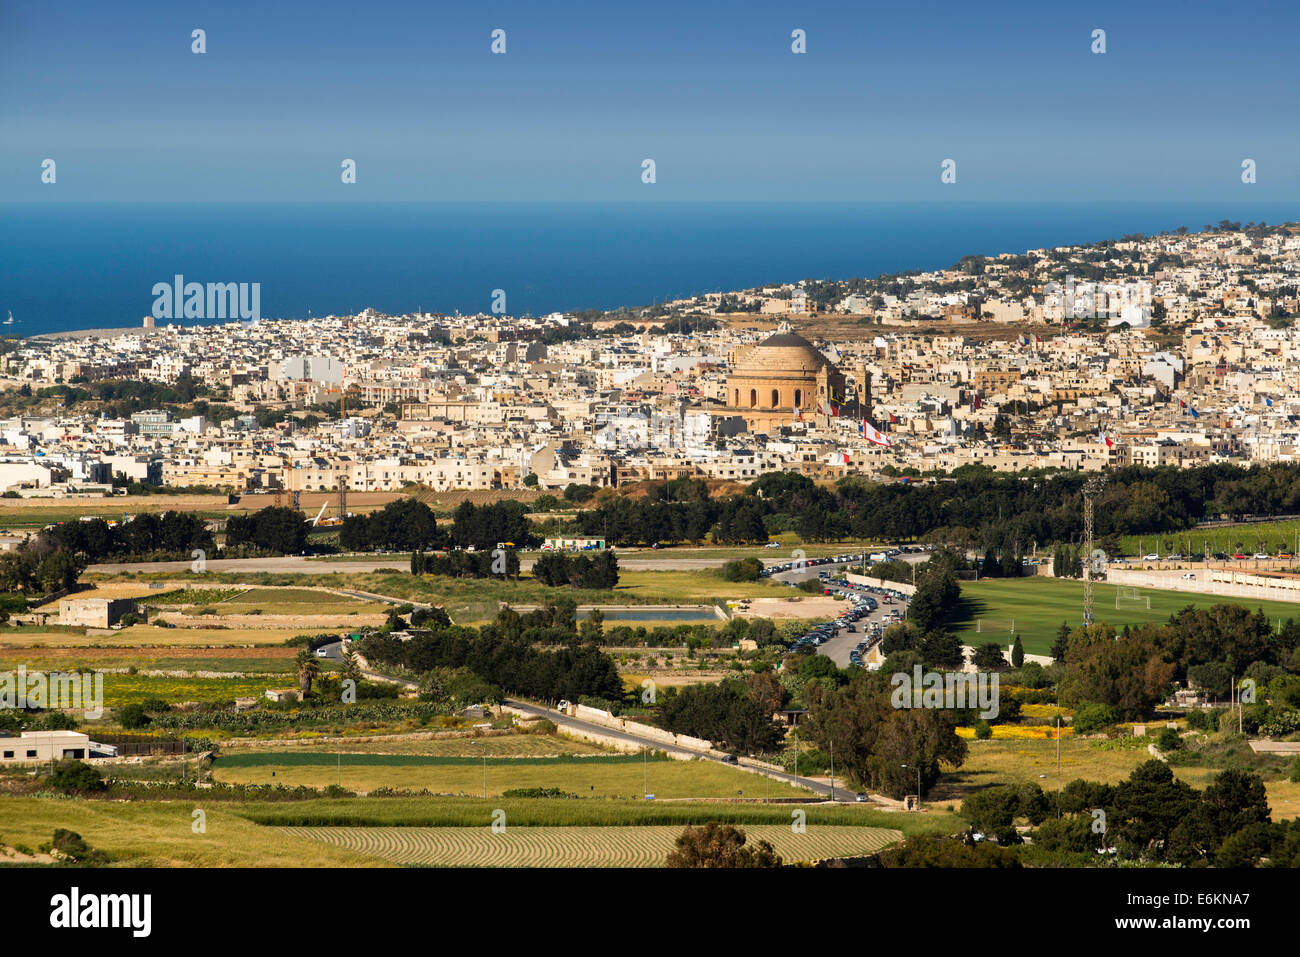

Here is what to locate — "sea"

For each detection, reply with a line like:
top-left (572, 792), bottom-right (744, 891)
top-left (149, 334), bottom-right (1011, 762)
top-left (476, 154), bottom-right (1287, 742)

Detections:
top-left (2, 201), bottom-right (1298, 337)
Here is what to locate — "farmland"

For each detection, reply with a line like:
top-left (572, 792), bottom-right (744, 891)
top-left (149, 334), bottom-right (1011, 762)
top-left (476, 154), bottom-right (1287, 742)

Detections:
top-left (277, 823), bottom-right (903, 867)
top-left (210, 752), bottom-right (815, 800)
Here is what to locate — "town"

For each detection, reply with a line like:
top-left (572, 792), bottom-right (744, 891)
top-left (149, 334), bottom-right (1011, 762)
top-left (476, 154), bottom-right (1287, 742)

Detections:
top-left (1, 220), bottom-right (1294, 499)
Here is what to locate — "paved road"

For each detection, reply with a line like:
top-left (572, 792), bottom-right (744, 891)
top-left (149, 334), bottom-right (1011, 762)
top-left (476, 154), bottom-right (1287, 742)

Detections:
top-left (504, 698), bottom-right (851, 800)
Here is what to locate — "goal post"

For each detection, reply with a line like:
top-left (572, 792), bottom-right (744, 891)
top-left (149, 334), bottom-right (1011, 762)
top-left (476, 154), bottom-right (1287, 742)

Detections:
top-left (1115, 586), bottom-right (1151, 610)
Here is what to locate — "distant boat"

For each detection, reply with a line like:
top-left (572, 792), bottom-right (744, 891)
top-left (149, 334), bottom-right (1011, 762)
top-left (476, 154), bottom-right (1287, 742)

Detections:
top-left (3, 311), bottom-right (12, 326)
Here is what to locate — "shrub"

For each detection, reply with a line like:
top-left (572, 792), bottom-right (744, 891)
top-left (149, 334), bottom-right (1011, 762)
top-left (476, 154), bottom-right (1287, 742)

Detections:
top-left (1156, 726), bottom-right (1182, 752)
top-left (722, 558), bottom-right (763, 582)
top-left (51, 828), bottom-right (105, 863)
top-left (974, 719), bottom-right (993, 740)
top-left (1071, 703), bottom-right (1118, 736)
top-left (45, 759), bottom-right (106, 795)
top-left (117, 703), bottom-right (151, 729)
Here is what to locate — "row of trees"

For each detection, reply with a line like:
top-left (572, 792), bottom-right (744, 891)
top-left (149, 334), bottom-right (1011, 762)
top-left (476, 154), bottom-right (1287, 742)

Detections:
top-left (340, 499), bottom-right (539, 552)
top-left (224, 506), bottom-right (309, 555)
top-left (0, 536), bottom-right (86, 595)
top-left (531, 550), bottom-right (619, 589)
top-left (410, 549), bottom-right (520, 578)
top-left (574, 463), bottom-right (1300, 550)
top-left (48, 511), bottom-right (213, 562)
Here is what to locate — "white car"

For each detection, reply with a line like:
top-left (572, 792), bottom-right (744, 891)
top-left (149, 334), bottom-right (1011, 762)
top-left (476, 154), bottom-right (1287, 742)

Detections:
top-left (1143, 553), bottom-right (1159, 561)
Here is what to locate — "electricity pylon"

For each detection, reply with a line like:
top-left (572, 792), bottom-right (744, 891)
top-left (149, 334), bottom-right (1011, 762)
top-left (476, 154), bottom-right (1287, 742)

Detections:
top-left (1082, 473), bottom-right (1108, 625)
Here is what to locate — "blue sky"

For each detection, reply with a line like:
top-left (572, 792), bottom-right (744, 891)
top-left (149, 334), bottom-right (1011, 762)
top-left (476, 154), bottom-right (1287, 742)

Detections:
top-left (1, 0), bottom-right (1297, 202)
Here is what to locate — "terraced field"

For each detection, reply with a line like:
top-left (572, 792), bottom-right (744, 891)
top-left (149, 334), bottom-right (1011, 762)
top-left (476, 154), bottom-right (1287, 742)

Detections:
top-left (276, 824), bottom-right (903, 867)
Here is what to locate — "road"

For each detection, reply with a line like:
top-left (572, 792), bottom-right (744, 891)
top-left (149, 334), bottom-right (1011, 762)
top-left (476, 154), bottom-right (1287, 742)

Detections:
top-left (504, 698), bottom-right (853, 800)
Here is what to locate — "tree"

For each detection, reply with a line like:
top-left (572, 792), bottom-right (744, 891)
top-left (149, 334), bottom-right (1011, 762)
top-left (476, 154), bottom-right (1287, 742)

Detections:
top-left (1110, 760), bottom-right (1200, 855)
top-left (961, 783), bottom-right (1049, 844)
top-left (908, 567), bottom-right (961, 633)
top-left (1010, 635), bottom-right (1024, 669)
top-left (665, 823), bottom-right (782, 868)
top-left (1058, 625), bottom-right (1175, 719)
top-left (340, 647), bottom-right (362, 685)
top-left (804, 671), bottom-right (967, 799)
top-left (971, 642), bottom-right (1008, 671)
top-left (295, 649), bottom-right (321, 695)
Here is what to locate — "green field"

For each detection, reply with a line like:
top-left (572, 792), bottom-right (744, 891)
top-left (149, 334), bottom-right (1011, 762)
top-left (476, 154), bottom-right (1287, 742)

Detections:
top-left (952, 577), bottom-right (1300, 655)
top-left (278, 823), bottom-right (903, 867)
top-left (211, 752), bottom-right (813, 799)
top-left (227, 734), bottom-right (608, 758)
top-left (1119, 519), bottom-right (1300, 559)
top-left (238, 795), bottom-right (956, 831)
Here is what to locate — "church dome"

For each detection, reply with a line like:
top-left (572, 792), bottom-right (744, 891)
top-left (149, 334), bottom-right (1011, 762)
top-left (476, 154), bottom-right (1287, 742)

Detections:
top-left (734, 331), bottom-right (830, 376)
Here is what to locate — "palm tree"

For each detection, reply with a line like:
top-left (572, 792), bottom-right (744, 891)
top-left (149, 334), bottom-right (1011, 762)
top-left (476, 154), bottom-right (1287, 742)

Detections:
top-left (340, 647), bottom-right (362, 684)
top-left (295, 650), bottom-right (321, 695)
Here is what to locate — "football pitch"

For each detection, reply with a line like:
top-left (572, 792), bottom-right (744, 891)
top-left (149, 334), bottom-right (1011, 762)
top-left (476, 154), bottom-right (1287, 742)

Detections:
top-left (951, 577), bottom-right (1300, 656)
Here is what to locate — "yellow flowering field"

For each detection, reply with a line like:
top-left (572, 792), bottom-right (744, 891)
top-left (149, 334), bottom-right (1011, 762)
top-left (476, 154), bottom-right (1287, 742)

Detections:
top-left (957, 724), bottom-right (1074, 740)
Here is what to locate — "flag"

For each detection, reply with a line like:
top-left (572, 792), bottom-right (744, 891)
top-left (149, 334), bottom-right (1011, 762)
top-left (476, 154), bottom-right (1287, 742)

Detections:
top-left (842, 451), bottom-right (851, 465)
top-left (1265, 397), bottom-right (1274, 407)
top-left (816, 400), bottom-right (824, 414)
top-left (1097, 433), bottom-right (1113, 449)
top-left (794, 405), bottom-right (802, 421)
top-left (860, 420), bottom-right (892, 448)
top-left (1189, 406), bottom-right (1200, 419)
top-left (972, 395), bottom-right (982, 411)
top-left (830, 403), bottom-right (839, 417)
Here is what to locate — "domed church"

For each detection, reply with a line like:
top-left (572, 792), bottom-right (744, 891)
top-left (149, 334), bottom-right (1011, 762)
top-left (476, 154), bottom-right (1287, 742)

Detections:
top-left (725, 324), bottom-right (868, 430)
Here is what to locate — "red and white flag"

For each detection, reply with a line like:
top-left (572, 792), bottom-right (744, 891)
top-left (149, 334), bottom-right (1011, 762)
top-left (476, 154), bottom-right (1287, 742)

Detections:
top-left (842, 450), bottom-right (851, 465)
top-left (860, 420), bottom-right (892, 448)
top-left (1097, 432), bottom-right (1113, 449)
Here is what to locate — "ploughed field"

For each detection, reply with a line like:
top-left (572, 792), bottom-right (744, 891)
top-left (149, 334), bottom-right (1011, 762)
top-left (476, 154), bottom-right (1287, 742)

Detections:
top-left (275, 823), bottom-right (904, 867)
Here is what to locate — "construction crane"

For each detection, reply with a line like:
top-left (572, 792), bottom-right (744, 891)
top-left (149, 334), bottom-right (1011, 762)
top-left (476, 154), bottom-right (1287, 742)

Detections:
top-left (337, 478), bottom-right (348, 522)
top-left (1082, 473), bottom-right (1108, 626)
